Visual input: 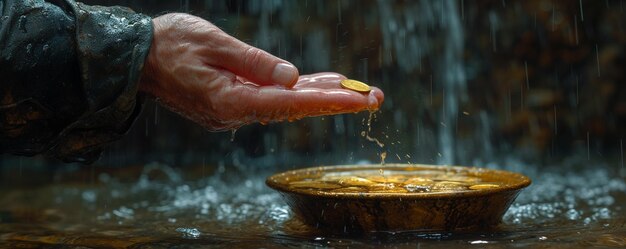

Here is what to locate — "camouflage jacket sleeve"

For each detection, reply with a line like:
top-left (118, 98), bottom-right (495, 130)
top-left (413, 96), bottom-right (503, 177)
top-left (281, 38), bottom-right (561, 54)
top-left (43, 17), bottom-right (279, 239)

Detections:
top-left (0, 0), bottom-right (153, 164)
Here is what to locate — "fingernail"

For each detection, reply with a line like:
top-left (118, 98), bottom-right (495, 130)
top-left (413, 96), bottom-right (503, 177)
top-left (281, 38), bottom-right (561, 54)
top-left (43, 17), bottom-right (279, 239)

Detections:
top-left (272, 63), bottom-right (298, 86)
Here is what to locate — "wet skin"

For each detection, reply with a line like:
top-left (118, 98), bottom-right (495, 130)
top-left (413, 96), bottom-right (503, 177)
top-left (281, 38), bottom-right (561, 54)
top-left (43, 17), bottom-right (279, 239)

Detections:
top-left (139, 13), bottom-right (385, 131)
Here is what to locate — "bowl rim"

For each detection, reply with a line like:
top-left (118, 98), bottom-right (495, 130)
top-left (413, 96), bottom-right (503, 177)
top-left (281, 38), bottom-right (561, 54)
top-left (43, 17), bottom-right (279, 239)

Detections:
top-left (266, 164), bottom-right (532, 199)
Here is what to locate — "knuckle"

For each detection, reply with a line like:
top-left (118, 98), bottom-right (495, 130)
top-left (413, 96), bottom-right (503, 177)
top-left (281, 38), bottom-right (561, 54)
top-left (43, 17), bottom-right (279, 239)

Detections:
top-left (243, 47), bottom-right (266, 75)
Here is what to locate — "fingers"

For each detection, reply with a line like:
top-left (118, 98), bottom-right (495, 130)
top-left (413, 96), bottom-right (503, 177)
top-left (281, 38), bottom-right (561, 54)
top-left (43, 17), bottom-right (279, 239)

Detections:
top-left (205, 30), bottom-right (299, 88)
top-left (147, 13), bottom-right (387, 132)
top-left (240, 72), bottom-right (348, 88)
top-left (221, 72), bottom-right (384, 126)
top-left (152, 13), bottom-right (299, 87)
top-left (226, 83), bottom-right (384, 124)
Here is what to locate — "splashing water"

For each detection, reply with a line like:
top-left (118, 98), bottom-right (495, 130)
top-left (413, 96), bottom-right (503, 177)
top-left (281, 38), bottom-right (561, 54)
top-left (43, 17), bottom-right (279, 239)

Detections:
top-left (363, 111), bottom-right (385, 148)
top-left (1, 0), bottom-right (624, 248)
top-left (1, 156), bottom-right (625, 248)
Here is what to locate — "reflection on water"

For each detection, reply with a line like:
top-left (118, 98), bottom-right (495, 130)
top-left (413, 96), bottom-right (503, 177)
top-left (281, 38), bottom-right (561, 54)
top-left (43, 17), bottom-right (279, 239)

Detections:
top-left (1, 156), bottom-right (625, 248)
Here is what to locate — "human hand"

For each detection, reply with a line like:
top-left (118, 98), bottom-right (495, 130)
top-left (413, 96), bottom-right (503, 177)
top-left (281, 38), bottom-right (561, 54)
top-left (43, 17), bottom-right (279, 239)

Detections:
top-left (139, 13), bottom-right (384, 131)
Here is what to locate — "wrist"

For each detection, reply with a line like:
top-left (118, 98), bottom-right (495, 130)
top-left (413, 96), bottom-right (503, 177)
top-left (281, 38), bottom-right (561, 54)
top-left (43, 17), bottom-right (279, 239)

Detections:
top-left (138, 17), bottom-right (163, 96)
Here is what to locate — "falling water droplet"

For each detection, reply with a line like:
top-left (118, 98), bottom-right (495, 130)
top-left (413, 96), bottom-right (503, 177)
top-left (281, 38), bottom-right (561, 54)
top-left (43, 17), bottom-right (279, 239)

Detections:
top-left (579, 0), bottom-right (584, 21)
top-left (380, 151), bottom-right (387, 166)
top-left (231, 129), bottom-right (237, 142)
top-left (456, 0), bottom-right (464, 21)
top-left (18, 15), bottom-right (27, 33)
top-left (520, 81), bottom-right (524, 108)
top-left (154, 104), bottom-right (159, 125)
top-left (202, 156), bottom-right (206, 178)
top-left (299, 34), bottom-right (303, 57)
top-left (507, 88), bottom-right (512, 122)
top-left (587, 132), bottom-right (590, 160)
top-left (551, 5), bottom-right (556, 31)
top-left (554, 105), bottom-right (557, 135)
top-left (619, 139), bottom-right (626, 177)
top-left (181, 0), bottom-right (190, 12)
top-left (361, 58), bottom-right (368, 82)
top-left (575, 75), bottom-right (579, 105)
top-left (416, 121), bottom-right (421, 146)
top-left (490, 12), bottom-right (497, 52)
top-left (595, 44), bottom-right (601, 77)
top-left (18, 157), bottom-right (22, 177)
top-left (378, 46), bottom-right (383, 67)
top-left (574, 15), bottom-right (579, 45)
top-left (430, 75), bottom-right (434, 105)
top-left (442, 88), bottom-right (447, 121)
top-left (337, 0), bottom-right (342, 24)
top-left (524, 61), bottom-right (530, 90)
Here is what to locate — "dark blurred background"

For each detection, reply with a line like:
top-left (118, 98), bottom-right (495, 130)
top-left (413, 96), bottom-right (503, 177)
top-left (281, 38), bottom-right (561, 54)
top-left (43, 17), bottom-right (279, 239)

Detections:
top-left (1, 0), bottom-right (625, 171)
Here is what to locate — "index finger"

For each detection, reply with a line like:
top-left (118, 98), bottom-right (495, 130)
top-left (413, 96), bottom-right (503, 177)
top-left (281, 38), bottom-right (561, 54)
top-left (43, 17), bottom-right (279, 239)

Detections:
top-left (227, 83), bottom-right (384, 124)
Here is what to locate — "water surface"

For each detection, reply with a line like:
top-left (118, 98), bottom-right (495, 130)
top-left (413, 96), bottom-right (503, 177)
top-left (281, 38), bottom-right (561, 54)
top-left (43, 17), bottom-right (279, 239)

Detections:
top-left (1, 156), bottom-right (624, 248)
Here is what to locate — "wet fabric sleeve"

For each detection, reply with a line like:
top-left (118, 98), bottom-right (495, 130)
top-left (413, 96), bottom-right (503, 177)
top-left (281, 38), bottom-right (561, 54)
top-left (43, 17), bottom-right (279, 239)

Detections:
top-left (0, 0), bottom-right (153, 164)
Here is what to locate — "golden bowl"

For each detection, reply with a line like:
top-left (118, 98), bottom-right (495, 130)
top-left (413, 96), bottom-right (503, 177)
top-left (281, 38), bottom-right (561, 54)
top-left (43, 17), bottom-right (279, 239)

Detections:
top-left (266, 164), bottom-right (531, 234)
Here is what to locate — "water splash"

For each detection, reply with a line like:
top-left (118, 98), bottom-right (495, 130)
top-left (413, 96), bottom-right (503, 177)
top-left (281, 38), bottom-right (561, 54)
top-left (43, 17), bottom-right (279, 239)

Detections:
top-left (504, 163), bottom-right (626, 225)
top-left (363, 111), bottom-right (385, 148)
top-left (175, 227), bottom-right (201, 239)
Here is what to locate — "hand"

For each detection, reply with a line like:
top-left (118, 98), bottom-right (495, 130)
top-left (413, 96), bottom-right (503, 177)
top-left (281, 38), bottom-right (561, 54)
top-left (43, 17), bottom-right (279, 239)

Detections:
top-left (139, 13), bottom-right (384, 131)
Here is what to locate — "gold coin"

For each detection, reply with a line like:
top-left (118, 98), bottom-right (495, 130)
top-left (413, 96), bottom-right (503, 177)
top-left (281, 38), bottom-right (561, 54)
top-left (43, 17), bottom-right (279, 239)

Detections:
top-left (337, 176), bottom-right (375, 187)
top-left (403, 177), bottom-right (434, 185)
top-left (366, 175), bottom-right (407, 184)
top-left (469, 184), bottom-right (500, 190)
top-left (340, 79), bottom-right (371, 93)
